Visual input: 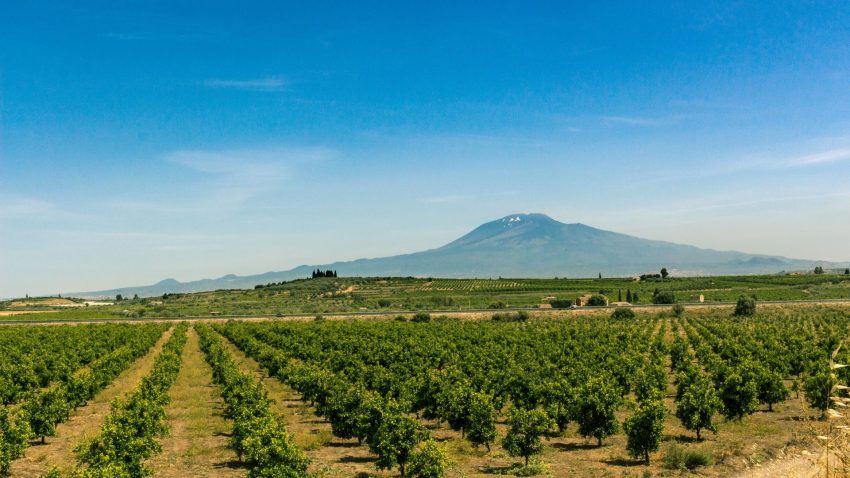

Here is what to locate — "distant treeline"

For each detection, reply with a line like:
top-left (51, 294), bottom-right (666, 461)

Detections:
top-left (312, 269), bottom-right (338, 278)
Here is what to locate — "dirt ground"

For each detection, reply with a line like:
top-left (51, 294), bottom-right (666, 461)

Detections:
top-left (9, 327), bottom-right (174, 477)
top-left (0, 310), bottom-right (59, 316)
top-left (147, 326), bottom-right (243, 477)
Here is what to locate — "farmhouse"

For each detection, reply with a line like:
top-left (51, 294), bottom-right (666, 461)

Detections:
top-left (690, 294), bottom-right (705, 303)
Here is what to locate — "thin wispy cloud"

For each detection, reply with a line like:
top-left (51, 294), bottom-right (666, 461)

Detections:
top-left (599, 114), bottom-right (689, 127)
top-left (165, 146), bottom-right (334, 205)
top-left (786, 146), bottom-right (850, 167)
top-left (203, 76), bottom-right (286, 92)
top-left (0, 195), bottom-right (85, 222)
top-left (421, 195), bottom-right (469, 204)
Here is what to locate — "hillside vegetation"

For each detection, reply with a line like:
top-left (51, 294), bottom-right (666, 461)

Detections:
top-left (3, 273), bottom-right (850, 320)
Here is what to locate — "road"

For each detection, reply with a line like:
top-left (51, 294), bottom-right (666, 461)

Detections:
top-left (1, 298), bottom-right (849, 325)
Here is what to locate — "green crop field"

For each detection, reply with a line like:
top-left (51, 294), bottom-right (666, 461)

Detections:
top-left (1, 304), bottom-right (850, 477)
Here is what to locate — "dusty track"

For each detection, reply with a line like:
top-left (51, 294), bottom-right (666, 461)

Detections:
top-left (2, 299), bottom-right (850, 326)
top-left (147, 326), bottom-right (242, 477)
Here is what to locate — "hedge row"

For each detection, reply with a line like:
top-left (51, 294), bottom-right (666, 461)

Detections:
top-left (195, 324), bottom-right (308, 478)
top-left (215, 322), bottom-right (438, 477)
top-left (0, 324), bottom-right (167, 476)
top-left (70, 322), bottom-right (188, 478)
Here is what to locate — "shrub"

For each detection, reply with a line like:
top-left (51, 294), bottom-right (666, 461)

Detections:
top-left (672, 303), bottom-right (685, 317)
top-left (377, 299), bottom-right (391, 308)
top-left (549, 299), bottom-right (573, 309)
top-left (611, 307), bottom-right (635, 320)
top-left (408, 439), bottom-right (449, 478)
top-left (412, 312), bottom-right (432, 323)
top-left (805, 370), bottom-right (835, 418)
top-left (662, 444), bottom-right (712, 470)
top-left (652, 291), bottom-right (676, 304)
top-left (734, 295), bottom-right (756, 316)
top-left (492, 311), bottom-right (529, 322)
top-left (488, 302), bottom-right (507, 309)
top-left (586, 295), bottom-right (607, 307)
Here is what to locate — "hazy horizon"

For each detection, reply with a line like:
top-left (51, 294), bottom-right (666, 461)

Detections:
top-left (3, 2), bottom-right (850, 298)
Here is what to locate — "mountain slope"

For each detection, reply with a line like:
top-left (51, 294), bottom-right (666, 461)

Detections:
top-left (70, 213), bottom-right (841, 298)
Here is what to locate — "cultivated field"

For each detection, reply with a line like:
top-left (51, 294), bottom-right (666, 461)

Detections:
top-left (2, 303), bottom-right (850, 477)
top-left (3, 273), bottom-right (850, 321)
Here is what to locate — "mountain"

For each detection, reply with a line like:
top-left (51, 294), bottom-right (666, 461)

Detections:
top-left (70, 213), bottom-right (843, 298)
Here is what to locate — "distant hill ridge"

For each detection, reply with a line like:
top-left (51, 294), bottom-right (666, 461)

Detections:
top-left (69, 213), bottom-right (843, 298)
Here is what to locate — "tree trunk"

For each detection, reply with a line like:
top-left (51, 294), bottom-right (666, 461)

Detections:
top-left (645, 451), bottom-right (650, 465)
top-left (769, 402), bottom-right (773, 412)
top-left (597, 437), bottom-right (602, 447)
top-left (696, 428), bottom-right (701, 441)
top-left (400, 462), bottom-right (406, 476)
top-left (41, 435), bottom-right (45, 444)
top-left (485, 442), bottom-right (490, 452)
top-left (525, 455), bottom-right (529, 466)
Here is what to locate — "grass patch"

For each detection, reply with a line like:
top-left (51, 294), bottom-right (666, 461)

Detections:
top-left (479, 458), bottom-right (549, 476)
top-left (303, 429), bottom-right (334, 451)
top-left (662, 444), bottom-right (713, 470)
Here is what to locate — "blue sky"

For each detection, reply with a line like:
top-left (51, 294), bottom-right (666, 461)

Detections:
top-left (2, 1), bottom-right (850, 297)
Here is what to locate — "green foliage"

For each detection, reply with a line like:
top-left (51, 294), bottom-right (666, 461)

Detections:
top-left (75, 323), bottom-right (188, 478)
top-left (814, 266), bottom-right (824, 274)
top-left (756, 368), bottom-right (789, 411)
top-left (242, 415), bottom-right (309, 478)
top-left (675, 373), bottom-right (720, 440)
top-left (542, 380), bottom-right (574, 434)
top-left (465, 392), bottom-right (497, 451)
top-left (586, 295), bottom-right (607, 306)
top-left (734, 295), bottom-right (756, 316)
top-left (669, 336), bottom-right (690, 372)
top-left (662, 444), bottom-right (713, 470)
top-left (574, 376), bottom-right (621, 446)
top-left (660, 268), bottom-right (669, 279)
top-left (633, 362), bottom-right (666, 404)
top-left (548, 299), bottom-right (572, 309)
top-left (611, 307), bottom-right (635, 320)
top-left (204, 305), bottom-right (850, 477)
top-left (719, 370), bottom-right (758, 421)
top-left (368, 411), bottom-right (427, 475)
top-left (672, 303), bottom-right (685, 317)
top-left (0, 406), bottom-right (31, 475)
top-left (491, 311), bottom-right (529, 322)
top-left (24, 387), bottom-right (68, 443)
top-left (412, 312), bottom-right (432, 323)
top-left (408, 439), bottom-right (449, 478)
top-left (804, 370), bottom-right (836, 418)
top-left (623, 398), bottom-right (666, 464)
top-left (652, 291), bottom-right (676, 304)
top-left (195, 324), bottom-right (310, 477)
top-left (502, 408), bottom-right (554, 466)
